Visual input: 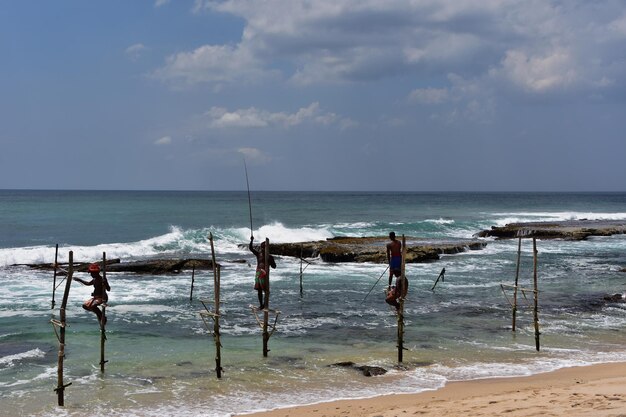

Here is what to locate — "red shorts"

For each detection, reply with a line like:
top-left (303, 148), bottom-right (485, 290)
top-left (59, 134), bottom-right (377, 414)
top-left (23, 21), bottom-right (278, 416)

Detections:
top-left (254, 269), bottom-right (267, 290)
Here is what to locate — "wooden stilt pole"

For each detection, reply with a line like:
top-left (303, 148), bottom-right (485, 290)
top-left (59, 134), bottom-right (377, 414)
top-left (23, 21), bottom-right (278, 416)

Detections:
top-left (53, 251), bottom-right (74, 406)
top-left (51, 244), bottom-right (59, 309)
top-left (299, 245), bottom-right (304, 298)
top-left (263, 238), bottom-right (270, 357)
top-left (100, 252), bottom-right (108, 372)
top-left (532, 238), bottom-right (540, 351)
top-left (512, 237), bottom-right (522, 332)
top-left (397, 235), bottom-right (407, 363)
top-left (209, 233), bottom-right (222, 378)
top-left (190, 266), bottom-right (196, 302)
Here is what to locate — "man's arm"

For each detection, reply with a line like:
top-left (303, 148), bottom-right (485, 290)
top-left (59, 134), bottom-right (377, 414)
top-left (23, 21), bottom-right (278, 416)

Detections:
top-left (73, 277), bottom-right (92, 286)
top-left (249, 237), bottom-right (259, 256)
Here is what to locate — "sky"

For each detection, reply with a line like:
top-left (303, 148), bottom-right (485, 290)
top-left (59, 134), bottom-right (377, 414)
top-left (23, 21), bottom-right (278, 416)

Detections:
top-left (1, 0), bottom-right (625, 192)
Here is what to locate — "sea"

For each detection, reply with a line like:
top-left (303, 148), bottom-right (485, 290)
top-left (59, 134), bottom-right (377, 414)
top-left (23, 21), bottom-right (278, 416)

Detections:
top-left (1, 190), bottom-right (625, 417)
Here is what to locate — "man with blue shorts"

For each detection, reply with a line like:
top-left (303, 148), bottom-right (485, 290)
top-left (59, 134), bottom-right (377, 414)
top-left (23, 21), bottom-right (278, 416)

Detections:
top-left (386, 232), bottom-right (402, 286)
top-left (385, 232), bottom-right (404, 310)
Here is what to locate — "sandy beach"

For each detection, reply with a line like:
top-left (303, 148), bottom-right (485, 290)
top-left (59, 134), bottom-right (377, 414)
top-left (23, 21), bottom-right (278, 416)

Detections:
top-left (242, 362), bottom-right (626, 417)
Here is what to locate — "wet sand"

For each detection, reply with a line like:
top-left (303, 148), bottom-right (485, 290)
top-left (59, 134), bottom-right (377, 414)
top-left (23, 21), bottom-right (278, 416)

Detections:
top-left (241, 362), bottom-right (626, 417)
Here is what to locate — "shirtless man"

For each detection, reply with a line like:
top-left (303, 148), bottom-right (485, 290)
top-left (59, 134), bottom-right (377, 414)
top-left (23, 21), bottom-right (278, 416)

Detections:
top-left (385, 232), bottom-right (405, 310)
top-left (386, 232), bottom-right (402, 287)
top-left (74, 263), bottom-right (110, 325)
top-left (249, 236), bottom-right (276, 310)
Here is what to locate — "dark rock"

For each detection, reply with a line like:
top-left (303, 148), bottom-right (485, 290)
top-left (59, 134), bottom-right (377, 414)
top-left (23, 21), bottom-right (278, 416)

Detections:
top-left (357, 365), bottom-right (387, 377)
top-left (603, 293), bottom-right (625, 303)
top-left (17, 258), bottom-right (218, 275)
top-left (329, 361), bottom-right (387, 377)
top-left (105, 259), bottom-right (216, 274)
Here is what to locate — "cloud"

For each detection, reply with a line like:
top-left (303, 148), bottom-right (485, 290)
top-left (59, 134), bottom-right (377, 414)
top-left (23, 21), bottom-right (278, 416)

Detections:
top-left (153, 0), bottom-right (626, 100)
top-left (491, 48), bottom-right (578, 92)
top-left (154, 136), bottom-right (172, 146)
top-left (203, 102), bottom-right (355, 129)
top-left (407, 73), bottom-right (495, 124)
top-left (155, 0), bottom-right (170, 7)
top-left (125, 43), bottom-right (146, 61)
top-left (608, 13), bottom-right (626, 36)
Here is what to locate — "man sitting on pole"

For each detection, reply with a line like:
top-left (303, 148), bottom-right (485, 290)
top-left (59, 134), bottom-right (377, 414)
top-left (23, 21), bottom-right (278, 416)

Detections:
top-left (74, 263), bottom-right (110, 325)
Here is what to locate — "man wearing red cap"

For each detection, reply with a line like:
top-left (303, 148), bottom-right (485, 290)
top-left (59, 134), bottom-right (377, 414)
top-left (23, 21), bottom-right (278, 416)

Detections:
top-left (74, 263), bottom-right (110, 325)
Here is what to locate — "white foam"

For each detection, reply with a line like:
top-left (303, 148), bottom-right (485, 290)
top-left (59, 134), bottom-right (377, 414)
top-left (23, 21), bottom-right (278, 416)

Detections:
top-left (425, 218), bottom-right (455, 225)
top-left (252, 222), bottom-right (333, 243)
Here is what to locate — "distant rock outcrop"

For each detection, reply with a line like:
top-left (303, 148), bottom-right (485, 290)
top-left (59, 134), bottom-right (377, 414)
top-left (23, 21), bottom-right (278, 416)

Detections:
top-left (477, 220), bottom-right (626, 240)
top-left (16, 258), bottom-right (217, 275)
top-left (265, 236), bottom-right (486, 264)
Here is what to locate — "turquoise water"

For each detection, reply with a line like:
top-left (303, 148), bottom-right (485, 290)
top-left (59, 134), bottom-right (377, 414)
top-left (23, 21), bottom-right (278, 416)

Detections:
top-left (1, 191), bottom-right (625, 416)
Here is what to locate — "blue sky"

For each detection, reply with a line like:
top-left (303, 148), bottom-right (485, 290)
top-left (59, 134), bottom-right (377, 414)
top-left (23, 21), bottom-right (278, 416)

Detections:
top-left (1, 0), bottom-right (625, 191)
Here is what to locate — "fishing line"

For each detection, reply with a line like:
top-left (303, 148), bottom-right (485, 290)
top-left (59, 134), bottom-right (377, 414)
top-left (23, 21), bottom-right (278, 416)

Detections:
top-left (361, 265), bottom-right (390, 303)
top-left (244, 159), bottom-right (254, 239)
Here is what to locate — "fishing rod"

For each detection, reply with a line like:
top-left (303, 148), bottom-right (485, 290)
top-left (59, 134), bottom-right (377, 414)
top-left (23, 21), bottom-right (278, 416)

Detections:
top-left (361, 265), bottom-right (389, 304)
top-left (243, 159), bottom-right (254, 239)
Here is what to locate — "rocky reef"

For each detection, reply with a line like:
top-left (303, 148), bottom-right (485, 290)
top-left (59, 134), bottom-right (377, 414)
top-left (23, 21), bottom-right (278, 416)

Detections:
top-left (16, 237), bottom-right (485, 274)
top-left (477, 220), bottom-right (626, 240)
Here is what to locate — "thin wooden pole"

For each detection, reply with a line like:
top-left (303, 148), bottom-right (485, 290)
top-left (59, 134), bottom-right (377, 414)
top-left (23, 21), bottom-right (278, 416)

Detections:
top-left (532, 238), bottom-right (540, 351)
top-left (190, 266), bottom-right (196, 302)
top-left (209, 233), bottom-right (222, 378)
top-left (54, 251), bottom-right (74, 406)
top-left (100, 252), bottom-right (107, 372)
top-left (397, 235), bottom-right (407, 363)
top-left (51, 244), bottom-right (59, 309)
top-left (263, 238), bottom-right (270, 357)
top-left (431, 267), bottom-right (445, 292)
top-left (215, 265), bottom-right (222, 377)
top-left (512, 237), bottom-right (522, 331)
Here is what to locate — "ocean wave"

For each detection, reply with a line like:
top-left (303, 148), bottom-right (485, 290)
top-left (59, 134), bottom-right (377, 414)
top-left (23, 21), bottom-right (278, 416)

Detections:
top-left (491, 211), bottom-right (626, 226)
top-left (0, 348), bottom-right (45, 368)
top-left (0, 223), bottom-right (338, 266)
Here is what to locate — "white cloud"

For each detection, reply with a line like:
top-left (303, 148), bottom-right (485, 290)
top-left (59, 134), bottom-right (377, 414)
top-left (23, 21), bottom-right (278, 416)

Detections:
top-left (237, 147), bottom-right (270, 163)
top-left (152, 44), bottom-right (272, 87)
top-left (125, 43), bottom-right (146, 61)
top-left (155, 0), bottom-right (170, 7)
top-left (204, 102), bottom-right (355, 129)
top-left (608, 14), bottom-right (626, 36)
top-left (154, 136), bottom-right (172, 146)
top-left (493, 48), bottom-right (578, 92)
